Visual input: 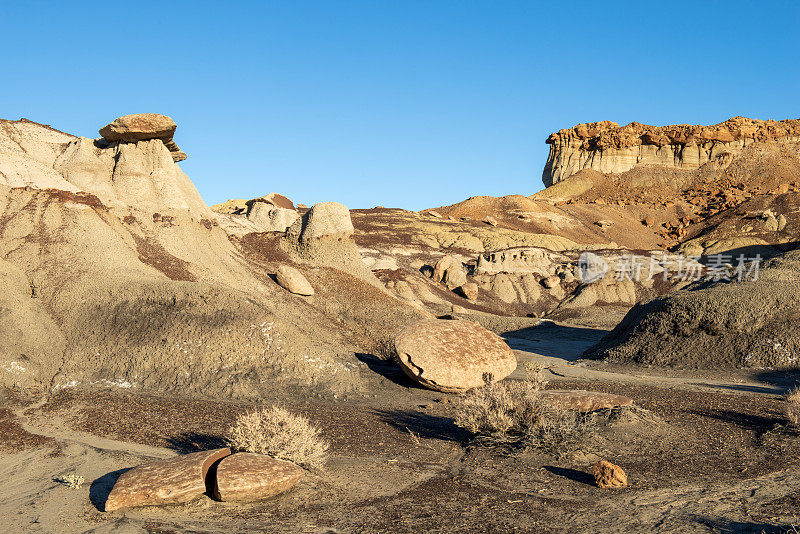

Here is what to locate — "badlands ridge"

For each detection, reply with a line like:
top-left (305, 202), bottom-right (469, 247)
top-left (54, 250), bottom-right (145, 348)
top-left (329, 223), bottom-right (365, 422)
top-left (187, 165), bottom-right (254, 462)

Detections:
top-left (2, 113), bottom-right (800, 532)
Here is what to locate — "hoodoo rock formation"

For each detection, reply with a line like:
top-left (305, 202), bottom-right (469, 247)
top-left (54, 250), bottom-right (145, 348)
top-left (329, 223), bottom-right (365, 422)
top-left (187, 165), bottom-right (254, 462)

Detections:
top-left (542, 117), bottom-right (800, 186)
top-left (99, 113), bottom-right (188, 162)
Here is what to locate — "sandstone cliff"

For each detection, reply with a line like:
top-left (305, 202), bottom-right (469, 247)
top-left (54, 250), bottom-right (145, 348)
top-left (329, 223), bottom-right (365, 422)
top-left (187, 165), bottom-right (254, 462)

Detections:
top-left (542, 117), bottom-right (800, 186)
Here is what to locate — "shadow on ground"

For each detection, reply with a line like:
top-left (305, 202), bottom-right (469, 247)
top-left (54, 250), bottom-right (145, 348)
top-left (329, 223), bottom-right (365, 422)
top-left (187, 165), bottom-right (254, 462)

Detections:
top-left (355, 353), bottom-right (423, 389)
top-left (544, 466), bottom-right (595, 486)
top-left (89, 468), bottom-right (131, 511)
top-left (501, 321), bottom-right (608, 360)
top-left (694, 382), bottom-right (785, 395)
top-left (374, 409), bottom-right (470, 442)
top-left (689, 409), bottom-right (784, 438)
top-left (166, 432), bottom-right (227, 454)
top-left (752, 369), bottom-right (800, 393)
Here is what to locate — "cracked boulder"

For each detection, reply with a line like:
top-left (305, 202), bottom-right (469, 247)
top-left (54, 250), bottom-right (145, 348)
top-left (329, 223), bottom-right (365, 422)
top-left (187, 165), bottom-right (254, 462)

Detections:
top-left (99, 113), bottom-right (187, 162)
top-left (393, 318), bottom-right (517, 392)
top-left (212, 452), bottom-right (304, 502)
top-left (104, 448), bottom-right (231, 511)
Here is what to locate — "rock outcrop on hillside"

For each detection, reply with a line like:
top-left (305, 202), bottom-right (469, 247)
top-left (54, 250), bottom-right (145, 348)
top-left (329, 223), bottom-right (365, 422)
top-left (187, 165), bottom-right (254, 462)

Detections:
top-left (99, 113), bottom-right (188, 162)
top-left (543, 117), bottom-right (800, 186)
top-left (0, 117), bottom-right (426, 397)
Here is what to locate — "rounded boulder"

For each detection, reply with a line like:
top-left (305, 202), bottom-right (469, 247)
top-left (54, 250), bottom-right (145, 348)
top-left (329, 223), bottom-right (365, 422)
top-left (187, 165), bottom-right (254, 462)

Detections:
top-left (276, 265), bottom-right (314, 296)
top-left (394, 319), bottom-right (517, 392)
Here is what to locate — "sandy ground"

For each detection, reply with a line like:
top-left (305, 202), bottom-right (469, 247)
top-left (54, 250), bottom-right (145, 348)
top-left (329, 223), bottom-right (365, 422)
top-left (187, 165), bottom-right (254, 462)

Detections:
top-left (3, 322), bottom-right (800, 533)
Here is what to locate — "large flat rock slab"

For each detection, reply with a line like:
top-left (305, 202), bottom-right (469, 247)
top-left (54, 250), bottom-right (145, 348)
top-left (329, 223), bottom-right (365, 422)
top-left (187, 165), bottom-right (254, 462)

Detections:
top-left (537, 389), bottom-right (633, 412)
top-left (105, 448), bottom-right (231, 511)
top-left (212, 452), bottom-right (304, 502)
top-left (394, 318), bottom-right (518, 393)
top-left (99, 113), bottom-right (176, 142)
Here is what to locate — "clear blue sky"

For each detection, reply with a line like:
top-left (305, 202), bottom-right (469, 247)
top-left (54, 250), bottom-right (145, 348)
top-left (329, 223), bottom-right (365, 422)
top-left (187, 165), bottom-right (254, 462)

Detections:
top-left (2, 1), bottom-right (798, 210)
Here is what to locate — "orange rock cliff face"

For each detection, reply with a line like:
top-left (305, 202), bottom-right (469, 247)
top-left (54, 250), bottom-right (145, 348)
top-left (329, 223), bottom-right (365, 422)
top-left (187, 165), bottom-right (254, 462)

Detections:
top-left (542, 117), bottom-right (800, 186)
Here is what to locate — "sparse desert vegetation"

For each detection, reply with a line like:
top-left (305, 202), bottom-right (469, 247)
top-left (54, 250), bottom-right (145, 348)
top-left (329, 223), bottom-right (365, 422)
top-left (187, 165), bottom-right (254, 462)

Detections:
top-left (54, 473), bottom-right (84, 489)
top-left (225, 405), bottom-right (330, 470)
top-left (454, 374), bottom-right (596, 455)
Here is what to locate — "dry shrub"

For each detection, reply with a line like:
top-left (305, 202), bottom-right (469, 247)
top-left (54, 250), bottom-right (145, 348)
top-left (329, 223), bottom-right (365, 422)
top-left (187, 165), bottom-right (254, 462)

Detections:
top-left (454, 373), bottom-right (595, 454)
top-left (372, 336), bottom-right (397, 361)
top-left (226, 405), bottom-right (330, 470)
top-left (786, 387), bottom-right (800, 427)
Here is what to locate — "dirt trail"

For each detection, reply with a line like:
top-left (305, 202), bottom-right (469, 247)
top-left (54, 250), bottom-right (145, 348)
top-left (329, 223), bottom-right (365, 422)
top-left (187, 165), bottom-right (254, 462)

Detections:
top-left (505, 320), bottom-right (786, 397)
top-left (14, 398), bottom-right (177, 460)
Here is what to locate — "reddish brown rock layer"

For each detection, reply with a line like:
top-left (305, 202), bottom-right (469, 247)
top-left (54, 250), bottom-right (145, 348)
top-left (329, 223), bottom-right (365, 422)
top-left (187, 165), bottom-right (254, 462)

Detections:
top-left (543, 117), bottom-right (800, 186)
top-left (547, 117), bottom-right (800, 151)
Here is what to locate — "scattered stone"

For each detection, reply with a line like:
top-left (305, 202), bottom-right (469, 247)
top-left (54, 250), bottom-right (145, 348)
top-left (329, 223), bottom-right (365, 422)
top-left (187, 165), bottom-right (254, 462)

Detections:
top-left (541, 275), bottom-right (560, 289)
top-left (537, 390), bottom-right (634, 412)
top-left (275, 265), bottom-right (314, 296)
top-left (763, 213), bottom-right (780, 231)
top-left (457, 282), bottom-right (479, 300)
top-left (394, 318), bottom-right (517, 392)
top-left (433, 255), bottom-right (467, 289)
top-left (591, 460), bottom-right (628, 489)
top-left (105, 448), bottom-right (231, 511)
top-left (99, 113), bottom-right (186, 162)
top-left (642, 217), bottom-right (655, 227)
top-left (425, 210), bottom-right (442, 218)
top-left (483, 216), bottom-right (498, 226)
top-left (212, 452), bottom-right (303, 502)
top-left (594, 219), bottom-right (614, 229)
top-left (368, 258), bottom-right (400, 271)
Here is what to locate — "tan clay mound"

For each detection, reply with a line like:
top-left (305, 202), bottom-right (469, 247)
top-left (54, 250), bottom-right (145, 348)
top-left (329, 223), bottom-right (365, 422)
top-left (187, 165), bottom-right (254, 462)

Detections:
top-left (585, 249), bottom-right (800, 368)
top-left (426, 193), bottom-right (663, 250)
top-left (0, 119), bottom-right (426, 398)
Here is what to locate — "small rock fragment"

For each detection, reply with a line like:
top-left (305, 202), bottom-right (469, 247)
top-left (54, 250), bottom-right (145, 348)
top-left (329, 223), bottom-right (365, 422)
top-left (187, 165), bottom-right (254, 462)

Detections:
top-left (457, 282), bottom-right (479, 300)
top-left (276, 265), bottom-right (314, 295)
top-left (591, 460), bottom-right (628, 489)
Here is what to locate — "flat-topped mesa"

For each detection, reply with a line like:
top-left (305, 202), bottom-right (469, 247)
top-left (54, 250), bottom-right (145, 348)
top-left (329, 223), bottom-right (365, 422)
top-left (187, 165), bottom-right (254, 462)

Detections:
top-left (542, 116), bottom-right (800, 186)
top-left (99, 113), bottom-right (187, 162)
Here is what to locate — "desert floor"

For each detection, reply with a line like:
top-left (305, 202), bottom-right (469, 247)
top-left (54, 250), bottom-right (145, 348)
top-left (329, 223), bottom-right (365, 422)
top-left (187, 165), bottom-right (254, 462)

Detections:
top-left (4, 321), bottom-right (800, 533)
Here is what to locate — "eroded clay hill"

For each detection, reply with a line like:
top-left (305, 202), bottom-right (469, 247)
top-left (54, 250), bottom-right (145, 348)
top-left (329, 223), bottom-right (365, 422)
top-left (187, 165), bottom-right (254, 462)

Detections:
top-left (0, 118), bottom-right (425, 398)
